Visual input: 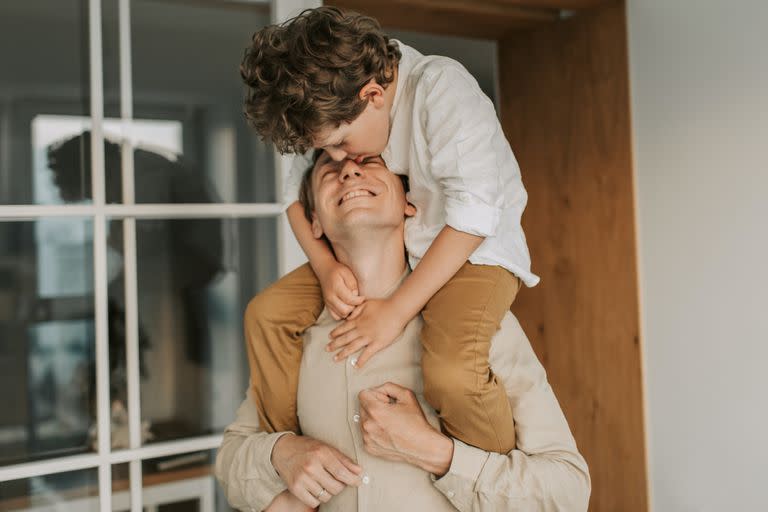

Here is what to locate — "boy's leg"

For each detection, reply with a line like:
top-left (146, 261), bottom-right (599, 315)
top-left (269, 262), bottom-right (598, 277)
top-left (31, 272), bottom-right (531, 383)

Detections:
top-left (421, 262), bottom-right (520, 453)
top-left (244, 263), bottom-right (323, 434)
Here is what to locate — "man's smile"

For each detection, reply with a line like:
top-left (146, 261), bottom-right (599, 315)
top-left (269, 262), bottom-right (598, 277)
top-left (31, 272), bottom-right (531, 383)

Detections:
top-left (338, 187), bottom-right (377, 206)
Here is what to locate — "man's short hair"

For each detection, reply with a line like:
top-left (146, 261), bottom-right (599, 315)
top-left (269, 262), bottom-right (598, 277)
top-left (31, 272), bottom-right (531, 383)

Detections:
top-left (297, 153), bottom-right (409, 223)
top-left (240, 6), bottom-right (401, 154)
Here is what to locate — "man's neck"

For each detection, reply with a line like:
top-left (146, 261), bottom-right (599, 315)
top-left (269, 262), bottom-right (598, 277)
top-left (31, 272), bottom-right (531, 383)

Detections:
top-left (331, 227), bottom-right (407, 299)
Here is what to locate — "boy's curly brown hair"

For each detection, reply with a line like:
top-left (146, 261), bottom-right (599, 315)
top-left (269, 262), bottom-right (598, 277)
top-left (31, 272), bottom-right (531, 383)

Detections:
top-left (240, 6), bottom-right (401, 154)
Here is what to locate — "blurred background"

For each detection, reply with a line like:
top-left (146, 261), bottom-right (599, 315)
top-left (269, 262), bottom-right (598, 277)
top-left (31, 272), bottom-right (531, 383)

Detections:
top-left (0, 0), bottom-right (765, 511)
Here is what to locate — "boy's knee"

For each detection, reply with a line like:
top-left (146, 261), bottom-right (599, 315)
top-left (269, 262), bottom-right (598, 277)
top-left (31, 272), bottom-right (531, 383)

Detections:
top-left (422, 356), bottom-right (476, 405)
top-left (245, 291), bottom-right (278, 327)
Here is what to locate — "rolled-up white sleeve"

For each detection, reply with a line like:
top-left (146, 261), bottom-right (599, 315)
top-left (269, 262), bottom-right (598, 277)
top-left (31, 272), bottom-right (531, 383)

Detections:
top-left (282, 151), bottom-right (314, 210)
top-left (432, 314), bottom-right (591, 511)
top-left (419, 64), bottom-right (509, 238)
top-left (215, 387), bottom-right (294, 511)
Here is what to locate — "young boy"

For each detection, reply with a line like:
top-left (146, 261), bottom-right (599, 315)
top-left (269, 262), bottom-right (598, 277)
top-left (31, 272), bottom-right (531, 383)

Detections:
top-left (240, 6), bottom-right (539, 454)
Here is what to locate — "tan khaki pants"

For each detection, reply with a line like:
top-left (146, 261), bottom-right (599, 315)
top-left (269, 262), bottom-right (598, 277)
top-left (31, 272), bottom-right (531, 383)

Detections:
top-left (244, 262), bottom-right (520, 453)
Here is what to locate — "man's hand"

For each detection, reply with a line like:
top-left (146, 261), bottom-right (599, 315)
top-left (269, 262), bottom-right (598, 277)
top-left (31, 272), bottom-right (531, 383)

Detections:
top-left (358, 383), bottom-right (454, 477)
top-left (327, 298), bottom-right (409, 367)
top-left (271, 434), bottom-right (363, 508)
top-left (317, 260), bottom-right (365, 320)
top-left (264, 490), bottom-right (318, 512)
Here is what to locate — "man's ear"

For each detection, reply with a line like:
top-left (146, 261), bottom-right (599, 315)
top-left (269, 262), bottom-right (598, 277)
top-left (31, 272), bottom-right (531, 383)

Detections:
top-left (404, 201), bottom-right (417, 218)
top-left (310, 213), bottom-right (324, 239)
top-left (359, 79), bottom-right (385, 108)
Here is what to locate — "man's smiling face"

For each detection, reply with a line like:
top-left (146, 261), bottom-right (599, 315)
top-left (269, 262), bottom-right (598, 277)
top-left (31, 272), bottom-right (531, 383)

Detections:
top-left (309, 152), bottom-right (414, 243)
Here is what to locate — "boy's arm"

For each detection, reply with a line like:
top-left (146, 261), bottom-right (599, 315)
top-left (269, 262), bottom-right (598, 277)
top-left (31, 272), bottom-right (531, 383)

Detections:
top-left (287, 201), bottom-right (363, 319)
top-left (389, 226), bottom-right (482, 324)
top-left (329, 226), bottom-right (483, 367)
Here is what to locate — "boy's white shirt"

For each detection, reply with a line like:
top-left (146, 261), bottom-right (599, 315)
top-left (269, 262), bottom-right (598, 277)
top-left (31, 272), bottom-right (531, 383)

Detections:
top-left (284, 41), bottom-right (539, 287)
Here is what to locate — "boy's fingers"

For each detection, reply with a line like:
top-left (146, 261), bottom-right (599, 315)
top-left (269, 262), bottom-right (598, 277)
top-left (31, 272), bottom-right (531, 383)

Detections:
top-left (330, 320), bottom-right (356, 339)
top-left (326, 330), bottom-right (358, 351)
top-left (330, 299), bottom-right (353, 319)
top-left (334, 337), bottom-right (369, 362)
top-left (338, 286), bottom-right (364, 307)
top-left (339, 267), bottom-right (359, 291)
top-left (348, 305), bottom-right (364, 319)
top-left (355, 343), bottom-right (382, 369)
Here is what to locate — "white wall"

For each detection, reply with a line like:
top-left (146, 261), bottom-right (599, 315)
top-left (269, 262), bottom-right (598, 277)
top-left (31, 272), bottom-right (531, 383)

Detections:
top-left (627, 1), bottom-right (768, 510)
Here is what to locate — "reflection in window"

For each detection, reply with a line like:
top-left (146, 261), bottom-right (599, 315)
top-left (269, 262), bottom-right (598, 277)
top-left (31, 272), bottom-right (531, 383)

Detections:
top-left (0, 220), bottom-right (95, 466)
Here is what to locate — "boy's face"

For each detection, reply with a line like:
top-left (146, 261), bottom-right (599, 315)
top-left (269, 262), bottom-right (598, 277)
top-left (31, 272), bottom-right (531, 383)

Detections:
top-left (314, 88), bottom-right (390, 163)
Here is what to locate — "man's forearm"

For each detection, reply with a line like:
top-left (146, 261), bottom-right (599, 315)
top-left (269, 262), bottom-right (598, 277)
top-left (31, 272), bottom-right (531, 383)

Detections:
top-left (408, 431), bottom-right (454, 477)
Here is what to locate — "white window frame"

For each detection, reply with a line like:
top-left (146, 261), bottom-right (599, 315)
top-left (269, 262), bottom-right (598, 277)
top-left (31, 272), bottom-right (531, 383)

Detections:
top-left (0, 0), bottom-right (318, 510)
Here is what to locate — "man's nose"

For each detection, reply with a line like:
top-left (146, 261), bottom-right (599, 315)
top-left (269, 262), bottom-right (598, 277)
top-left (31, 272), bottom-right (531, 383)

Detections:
top-left (339, 159), bottom-right (363, 182)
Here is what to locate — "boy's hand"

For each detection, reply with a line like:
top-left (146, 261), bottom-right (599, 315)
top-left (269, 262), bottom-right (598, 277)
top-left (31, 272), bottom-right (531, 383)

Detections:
top-left (327, 298), bottom-right (409, 367)
top-left (317, 260), bottom-right (365, 320)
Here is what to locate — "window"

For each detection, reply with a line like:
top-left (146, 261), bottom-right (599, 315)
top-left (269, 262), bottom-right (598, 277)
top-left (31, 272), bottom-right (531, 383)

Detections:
top-left (0, 0), bottom-right (312, 510)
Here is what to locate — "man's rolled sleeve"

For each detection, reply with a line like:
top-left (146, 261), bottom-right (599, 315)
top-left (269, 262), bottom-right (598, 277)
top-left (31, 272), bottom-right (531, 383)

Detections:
top-left (432, 439), bottom-right (490, 511)
top-left (215, 390), bottom-right (294, 511)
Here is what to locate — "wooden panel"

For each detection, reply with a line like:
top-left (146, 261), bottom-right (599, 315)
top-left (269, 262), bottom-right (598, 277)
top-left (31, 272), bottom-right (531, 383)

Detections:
top-left (499, 3), bottom-right (648, 511)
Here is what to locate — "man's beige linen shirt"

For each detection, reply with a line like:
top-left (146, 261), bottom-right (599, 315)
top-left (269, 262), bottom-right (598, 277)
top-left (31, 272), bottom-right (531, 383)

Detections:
top-left (216, 294), bottom-right (590, 511)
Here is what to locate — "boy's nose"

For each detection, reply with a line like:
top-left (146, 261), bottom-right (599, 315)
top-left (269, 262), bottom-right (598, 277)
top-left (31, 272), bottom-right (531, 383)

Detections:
top-left (325, 147), bottom-right (347, 161)
top-left (339, 159), bottom-right (363, 181)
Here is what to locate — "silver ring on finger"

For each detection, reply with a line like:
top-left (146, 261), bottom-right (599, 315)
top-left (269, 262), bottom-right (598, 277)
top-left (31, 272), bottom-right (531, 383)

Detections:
top-left (316, 488), bottom-right (328, 500)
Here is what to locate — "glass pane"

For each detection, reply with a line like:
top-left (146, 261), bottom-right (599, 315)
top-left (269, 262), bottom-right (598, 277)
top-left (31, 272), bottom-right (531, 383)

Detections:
top-left (0, 0), bottom-right (118, 206)
top-left (114, 218), bottom-right (278, 444)
top-left (142, 449), bottom-right (232, 511)
top-left (0, 219), bottom-right (96, 466)
top-left (0, 468), bottom-right (99, 511)
top-left (131, 0), bottom-right (275, 204)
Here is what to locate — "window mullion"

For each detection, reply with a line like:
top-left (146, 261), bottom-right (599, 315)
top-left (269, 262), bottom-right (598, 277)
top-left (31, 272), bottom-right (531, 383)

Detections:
top-left (88, 0), bottom-right (113, 510)
top-left (118, 1), bottom-right (143, 511)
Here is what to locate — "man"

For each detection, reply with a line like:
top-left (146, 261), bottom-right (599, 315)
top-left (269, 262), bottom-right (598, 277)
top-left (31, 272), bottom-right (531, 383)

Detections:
top-left (215, 152), bottom-right (590, 511)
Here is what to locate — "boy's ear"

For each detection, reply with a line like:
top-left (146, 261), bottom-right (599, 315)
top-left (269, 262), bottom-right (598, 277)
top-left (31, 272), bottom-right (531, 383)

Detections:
top-left (359, 79), bottom-right (385, 108)
top-left (404, 201), bottom-right (417, 218)
top-left (310, 213), bottom-right (324, 239)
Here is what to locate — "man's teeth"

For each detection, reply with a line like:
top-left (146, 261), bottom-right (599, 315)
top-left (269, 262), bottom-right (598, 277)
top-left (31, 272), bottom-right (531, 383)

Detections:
top-left (341, 190), bottom-right (373, 203)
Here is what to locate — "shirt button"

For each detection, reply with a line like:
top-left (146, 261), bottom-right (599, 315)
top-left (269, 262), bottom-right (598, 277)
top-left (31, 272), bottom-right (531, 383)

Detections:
top-left (362, 475), bottom-right (370, 485)
top-left (353, 413), bottom-right (360, 423)
top-left (350, 357), bottom-right (358, 367)
top-left (446, 490), bottom-right (455, 498)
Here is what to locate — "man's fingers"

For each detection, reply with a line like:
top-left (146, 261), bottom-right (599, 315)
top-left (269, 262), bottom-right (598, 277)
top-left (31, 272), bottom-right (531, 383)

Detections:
top-left (294, 488), bottom-right (320, 509)
top-left (372, 381), bottom-right (412, 402)
top-left (328, 308), bottom-right (342, 321)
top-left (329, 320), bottom-right (356, 340)
top-left (335, 337), bottom-right (370, 361)
top-left (338, 455), bottom-right (363, 476)
top-left (315, 469), bottom-right (345, 498)
top-left (326, 461), bottom-right (361, 487)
